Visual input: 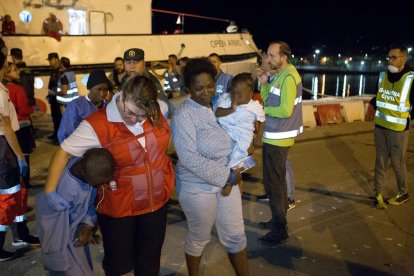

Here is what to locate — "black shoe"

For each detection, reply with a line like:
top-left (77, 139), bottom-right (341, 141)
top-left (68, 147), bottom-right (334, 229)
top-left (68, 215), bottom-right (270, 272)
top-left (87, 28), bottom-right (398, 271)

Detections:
top-left (287, 198), bottom-right (296, 211)
top-left (47, 134), bottom-right (56, 140)
top-left (256, 194), bottom-right (269, 202)
top-left (258, 230), bottom-right (288, 247)
top-left (22, 235), bottom-right (40, 245)
top-left (0, 249), bottom-right (15, 262)
top-left (257, 220), bottom-right (272, 230)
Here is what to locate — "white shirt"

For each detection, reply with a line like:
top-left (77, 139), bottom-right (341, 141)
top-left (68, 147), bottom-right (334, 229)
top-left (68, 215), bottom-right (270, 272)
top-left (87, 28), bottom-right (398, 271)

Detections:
top-left (0, 83), bottom-right (19, 136)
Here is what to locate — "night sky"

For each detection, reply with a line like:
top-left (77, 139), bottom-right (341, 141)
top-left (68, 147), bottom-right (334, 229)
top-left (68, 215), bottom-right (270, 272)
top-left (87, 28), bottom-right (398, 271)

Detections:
top-left (152, 0), bottom-right (413, 57)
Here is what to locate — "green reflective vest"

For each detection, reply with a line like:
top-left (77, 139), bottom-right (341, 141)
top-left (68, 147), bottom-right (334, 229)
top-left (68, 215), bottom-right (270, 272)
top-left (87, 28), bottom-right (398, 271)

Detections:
top-left (375, 71), bottom-right (413, 131)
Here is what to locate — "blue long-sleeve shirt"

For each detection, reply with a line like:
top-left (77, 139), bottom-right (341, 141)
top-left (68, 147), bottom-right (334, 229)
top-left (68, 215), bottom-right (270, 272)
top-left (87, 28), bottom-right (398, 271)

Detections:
top-left (58, 96), bottom-right (107, 144)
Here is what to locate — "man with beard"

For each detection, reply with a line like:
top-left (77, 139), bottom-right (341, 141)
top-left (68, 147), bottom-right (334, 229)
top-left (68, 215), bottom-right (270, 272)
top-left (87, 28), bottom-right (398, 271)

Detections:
top-left (255, 41), bottom-right (303, 246)
top-left (108, 57), bottom-right (125, 93)
top-left (372, 45), bottom-right (413, 209)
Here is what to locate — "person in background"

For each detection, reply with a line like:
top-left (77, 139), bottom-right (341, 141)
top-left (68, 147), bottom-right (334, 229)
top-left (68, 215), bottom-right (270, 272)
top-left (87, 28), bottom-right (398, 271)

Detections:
top-left (10, 48), bottom-right (36, 107)
top-left (42, 13), bottom-right (63, 40)
top-left (44, 75), bottom-right (174, 275)
top-left (10, 48), bottom-right (36, 152)
top-left (255, 54), bottom-right (296, 210)
top-left (0, 52), bottom-right (29, 262)
top-left (255, 41), bottom-right (303, 247)
top-left (372, 44), bottom-right (414, 209)
top-left (36, 148), bottom-right (115, 276)
top-left (122, 48), bottom-right (169, 115)
top-left (161, 54), bottom-right (181, 98)
top-left (46, 52), bottom-right (62, 144)
top-left (57, 69), bottom-right (111, 144)
top-left (171, 58), bottom-right (248, 276)
top-left (215, 73), bottom-right (265, 168)
top-left (3, 62), bottom-right (40, 248)
top-left (108, 57), bottom-right (125, 94)
top-left (208, 53), bottom-right (233, 109)
top-left (55, 57), bottom-right (79, 106)
top-left (1, 15), bottom-right (15, 35)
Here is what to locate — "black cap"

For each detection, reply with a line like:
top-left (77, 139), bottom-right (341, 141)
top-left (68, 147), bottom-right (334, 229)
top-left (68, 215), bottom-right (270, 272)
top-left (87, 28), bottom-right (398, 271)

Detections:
top-left (87, 69), bottom-right (112, 90)
top-left (123, 48), bottom-right (144, 61)
top-left (10, 48), bottom-right (23, 59)
top-left (46, 52), bottom-right (59, 60)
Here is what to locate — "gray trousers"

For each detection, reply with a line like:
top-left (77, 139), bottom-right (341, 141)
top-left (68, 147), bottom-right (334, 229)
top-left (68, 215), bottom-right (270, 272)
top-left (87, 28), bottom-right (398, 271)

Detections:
top-left (286, 158), bottom-right (295, 200)
top-left (374, 127), bottom-right (409, 195)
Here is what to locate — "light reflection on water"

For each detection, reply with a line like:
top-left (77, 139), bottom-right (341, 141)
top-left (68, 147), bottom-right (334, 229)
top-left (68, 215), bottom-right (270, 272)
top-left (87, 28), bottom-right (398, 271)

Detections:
top-left (301, 73), bottom-right (378, 100)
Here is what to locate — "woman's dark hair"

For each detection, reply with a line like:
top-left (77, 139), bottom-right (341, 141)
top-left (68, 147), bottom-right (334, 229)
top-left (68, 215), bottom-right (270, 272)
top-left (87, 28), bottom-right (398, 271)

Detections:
top-left (183, 58), bottom-right (217, 89)
top-left (122, 75), bottom-right (161, 126)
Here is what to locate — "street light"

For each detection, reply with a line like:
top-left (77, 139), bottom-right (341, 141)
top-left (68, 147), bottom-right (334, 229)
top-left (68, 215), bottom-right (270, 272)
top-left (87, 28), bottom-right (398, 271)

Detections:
top-left (314, 49), bottom-right (320, 64)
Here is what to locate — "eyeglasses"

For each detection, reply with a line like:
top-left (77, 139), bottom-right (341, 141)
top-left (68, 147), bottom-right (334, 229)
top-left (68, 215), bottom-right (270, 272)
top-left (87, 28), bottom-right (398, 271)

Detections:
top-left (122, 101), bottom-right (146, 120)
top-left (387, 55), bottom-right (403, 60)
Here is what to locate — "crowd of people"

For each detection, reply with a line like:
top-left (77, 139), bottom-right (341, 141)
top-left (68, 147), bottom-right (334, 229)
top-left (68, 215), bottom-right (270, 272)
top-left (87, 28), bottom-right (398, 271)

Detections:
top-left (0, 40), bottom-right (412, 276)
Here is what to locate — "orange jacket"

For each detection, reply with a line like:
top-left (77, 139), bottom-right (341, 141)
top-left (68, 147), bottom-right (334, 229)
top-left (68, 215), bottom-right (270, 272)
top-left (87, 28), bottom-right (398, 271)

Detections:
top-left (86, 108), bottom-right (174, 218)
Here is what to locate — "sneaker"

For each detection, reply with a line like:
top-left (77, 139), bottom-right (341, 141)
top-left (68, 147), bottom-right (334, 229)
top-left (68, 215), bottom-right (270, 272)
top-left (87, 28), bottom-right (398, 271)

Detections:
top-left (375, 193), bottom-right (387, 209)
top-left (257, 220), bottom-right (272, 230)
top-left (23, 235), bottom-right (41, 245)
top-left (0, 250), bottom-right (15, 262)
top-left (256, 194), bottom-right (269, 202)
top-left (12, 239), bottom-right (28, 247)
top-left (387, 193), bottom-right (410, 205)
top-left (258, 230), bottom-right (288, 247)
top-left (287, 198), bottom-right (296, 211)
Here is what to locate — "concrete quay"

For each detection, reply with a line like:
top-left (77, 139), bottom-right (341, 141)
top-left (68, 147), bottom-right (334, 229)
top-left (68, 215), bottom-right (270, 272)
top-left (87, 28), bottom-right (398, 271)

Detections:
top-left (1, 112), bottom-right (413, 276)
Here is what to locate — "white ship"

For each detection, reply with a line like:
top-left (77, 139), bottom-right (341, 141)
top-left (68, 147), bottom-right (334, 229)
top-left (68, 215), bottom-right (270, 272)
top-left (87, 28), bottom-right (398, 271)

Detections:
top-left (1, 0), bottom-right (259, 108)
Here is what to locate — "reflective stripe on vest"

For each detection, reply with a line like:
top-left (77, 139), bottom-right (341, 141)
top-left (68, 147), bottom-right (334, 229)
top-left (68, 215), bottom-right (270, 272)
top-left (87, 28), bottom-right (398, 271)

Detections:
top-left (0, 184), bottom-right (21, 195)
top-left (57, 71), bottom-right (78, 104)
top-left (0, 225), bottom-right (9, 231)
top-left (375, 110), bottom-right (407, 125)
top-left (263, 126), bottom-right (303, 139)
top-left (14, 214), bottom-right (26, 222)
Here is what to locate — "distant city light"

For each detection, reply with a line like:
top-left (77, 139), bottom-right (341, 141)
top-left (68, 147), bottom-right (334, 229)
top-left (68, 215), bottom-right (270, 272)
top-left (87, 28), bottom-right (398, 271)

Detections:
top-left (345, 60), bottom-right (348, 64)
top-left (365, 54), bottom-right (368, 58)
top-left (315, 49), bottom-right (320, 54)
top-left (408, 47), bottom-right (412, 52)
top-left (360, 61), bottom-right (365, 65)
top-left (292, 54), bottom-right (295, 58)
top-left (300, 57), bottom-right (303, 61)
top-left (338, 54), bottom-right (341, 58)
top-left (349, 57), bottom-right (353, 61)
top-left (378, 60), bottom-right (382, 64)
top-left (313, 54), bottom-right (316, 58)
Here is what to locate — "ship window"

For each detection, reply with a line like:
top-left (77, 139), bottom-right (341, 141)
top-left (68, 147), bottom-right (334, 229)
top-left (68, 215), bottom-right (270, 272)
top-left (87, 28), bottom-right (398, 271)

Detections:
top-left (68, 9), bottom-right (86, 35)
top-left (34, 77), bottom-right (44, 89)
top-left (19, 10), bottom-right (32, 23)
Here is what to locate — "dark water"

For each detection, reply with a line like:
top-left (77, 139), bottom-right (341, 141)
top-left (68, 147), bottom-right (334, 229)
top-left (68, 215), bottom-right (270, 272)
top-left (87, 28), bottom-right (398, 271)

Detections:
top-left (300, 72), bottom-right (378, 100)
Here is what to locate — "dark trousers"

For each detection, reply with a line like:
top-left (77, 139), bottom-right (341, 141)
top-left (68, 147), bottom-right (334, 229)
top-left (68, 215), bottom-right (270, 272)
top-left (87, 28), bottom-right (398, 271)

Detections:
top-left (98, 204), bottom-right (168, 276)
top-left (262, 143), bottom-right (290, 231)
top-left (48, 95), bottom-right (62, 138)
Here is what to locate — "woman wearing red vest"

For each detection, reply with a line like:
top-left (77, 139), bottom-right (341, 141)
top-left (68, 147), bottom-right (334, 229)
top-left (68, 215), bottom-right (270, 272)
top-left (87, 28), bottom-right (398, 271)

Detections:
top-left (44, 75), bottom-right (174, 275)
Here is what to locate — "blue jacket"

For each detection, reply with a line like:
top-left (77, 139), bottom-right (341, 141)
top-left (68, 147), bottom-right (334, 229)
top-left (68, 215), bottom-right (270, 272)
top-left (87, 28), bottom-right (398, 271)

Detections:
top-left (57, 96), bottom-right (107, 144)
